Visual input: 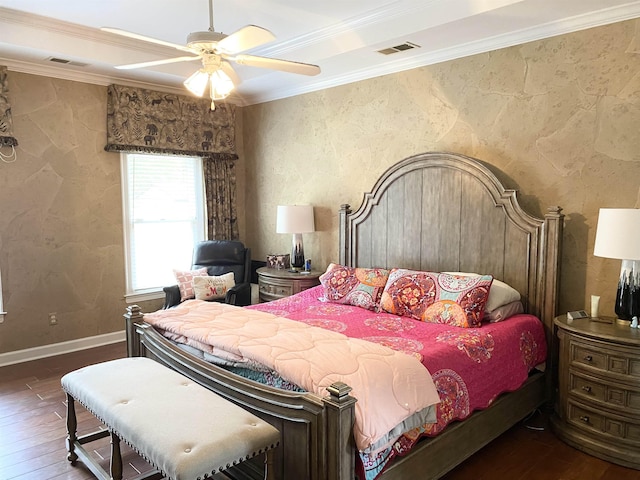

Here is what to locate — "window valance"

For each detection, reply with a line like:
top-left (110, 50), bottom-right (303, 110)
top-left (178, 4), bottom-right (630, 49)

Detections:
top-left (105, 84), bottom-right (237, 160)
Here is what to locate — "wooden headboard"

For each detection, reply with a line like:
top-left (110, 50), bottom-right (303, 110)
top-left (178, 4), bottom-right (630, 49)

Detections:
top-left (338, 152), bottom-right (564, 331)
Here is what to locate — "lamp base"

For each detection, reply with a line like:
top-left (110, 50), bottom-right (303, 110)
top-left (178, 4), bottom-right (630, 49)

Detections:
top-left (615, 259), bottom-right (640, 322)
top-left (290, 233), bottom-right (305, 273)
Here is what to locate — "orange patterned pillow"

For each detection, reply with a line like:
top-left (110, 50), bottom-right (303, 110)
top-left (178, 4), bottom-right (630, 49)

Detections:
top-left (320, 263), bottom-right (390, 311)
top-left (380, 269), bottom-right (493, 327)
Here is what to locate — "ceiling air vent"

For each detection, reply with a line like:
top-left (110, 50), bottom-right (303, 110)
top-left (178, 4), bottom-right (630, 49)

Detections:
top-left (377, 42), bottom-right (421, 55)
top-left (46, 57), bottom-right (89, 67)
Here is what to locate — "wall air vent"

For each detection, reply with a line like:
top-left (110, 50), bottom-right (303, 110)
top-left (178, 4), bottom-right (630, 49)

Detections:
top-left (377, 42), bottom-right (421, 55)
top-left (46, 57), bottom-right (89, 67)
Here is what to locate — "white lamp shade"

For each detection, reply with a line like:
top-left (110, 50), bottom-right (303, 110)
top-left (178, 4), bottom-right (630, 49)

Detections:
top-left (276, 205), bottom-right (315, 234)
top-left (210, 70), bottom-right (234, 100)
top-left (183, 70), bottom-right (209, 97)
top-left (594, 208), bottom-right (640, 260)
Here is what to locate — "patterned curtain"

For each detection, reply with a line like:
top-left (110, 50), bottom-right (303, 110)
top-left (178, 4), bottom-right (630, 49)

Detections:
top-left (0, 66), bottom-right (18, 163)
top-left (105, 84), bottom-right (239, 238)
top-left (203, 158), bottom-right (238, 240)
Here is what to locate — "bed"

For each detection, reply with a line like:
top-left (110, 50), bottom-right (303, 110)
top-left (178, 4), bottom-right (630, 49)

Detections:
top-left (125, 151), bottom-right (564, 480)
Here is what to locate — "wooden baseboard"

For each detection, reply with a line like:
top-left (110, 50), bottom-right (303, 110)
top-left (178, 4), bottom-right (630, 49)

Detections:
top-left (0, 330), bottom-right (125, 367)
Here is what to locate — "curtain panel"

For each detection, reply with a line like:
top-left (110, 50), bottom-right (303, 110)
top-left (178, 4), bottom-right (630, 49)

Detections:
top-left (105, 84), bottom-right (236, 160)
top-left (0, 66), bottom-right (18, 148)
top-left (204, 158), bottom-right (239, 240)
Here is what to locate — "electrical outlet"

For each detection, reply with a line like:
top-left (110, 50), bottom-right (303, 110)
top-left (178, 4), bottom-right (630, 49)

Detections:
top-left (49, 313), bottom-right (58, 325)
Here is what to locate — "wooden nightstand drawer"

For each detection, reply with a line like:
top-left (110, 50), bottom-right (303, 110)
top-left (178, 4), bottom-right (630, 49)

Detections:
top-left (259, 282), bottom-right (293, 298)
top-left (571, 343), bottom-right (607, 371)
top-left (569, 370), bottom-right (640, 412)
top-left (569, 371), bottom-right (608, 403)
top-left (568, 400), bottom-right (640, 445)
top-left (570, 339), bottom-right (639, 378)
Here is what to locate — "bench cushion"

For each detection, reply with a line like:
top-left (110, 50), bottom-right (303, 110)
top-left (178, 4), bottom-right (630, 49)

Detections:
top-left (61, 357), bottom-right (279, 480)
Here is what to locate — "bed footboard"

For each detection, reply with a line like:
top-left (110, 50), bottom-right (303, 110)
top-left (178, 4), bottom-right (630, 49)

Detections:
top-left (124, 305), bottom-right (357, 480)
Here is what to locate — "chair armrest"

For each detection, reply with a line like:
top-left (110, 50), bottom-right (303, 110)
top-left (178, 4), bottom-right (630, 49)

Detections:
top-left (225, 282), bottom-right (252, 307)
top-left (163, 285), bottom-right (181, 309)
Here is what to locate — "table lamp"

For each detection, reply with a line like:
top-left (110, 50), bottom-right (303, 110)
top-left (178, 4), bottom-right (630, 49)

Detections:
top-left (276, 205), bottom-right (315, 272)
top-left (593, 208), bottom-right (640, 326)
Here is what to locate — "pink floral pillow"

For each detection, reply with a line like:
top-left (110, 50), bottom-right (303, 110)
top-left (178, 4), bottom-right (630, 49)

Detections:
top-left (173, 267), bottom-right (208, 301)
top-left (320, 263), bottom-right (390, 311)
top-left (380, 269), bottom-right (493, 328)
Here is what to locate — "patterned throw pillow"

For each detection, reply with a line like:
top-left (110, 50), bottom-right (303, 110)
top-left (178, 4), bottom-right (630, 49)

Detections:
top-left (173, 267), bottom-right (208, 302)
top-left (320, 263), bottom-right (390, 311)
top-left (193, 272), bottom-right (236, 301)
top-left (380, 269), bottom-right (493, 328)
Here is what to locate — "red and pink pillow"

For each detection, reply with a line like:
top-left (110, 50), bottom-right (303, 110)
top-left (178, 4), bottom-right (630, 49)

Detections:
top-left (379, 269), bottom-right (493, 328)
top-left (320, 263), bottom-right (390, 311)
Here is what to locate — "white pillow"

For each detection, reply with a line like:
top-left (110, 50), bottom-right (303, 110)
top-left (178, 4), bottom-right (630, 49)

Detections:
top-left (484, 301), bottom-right (524, 322)
top-left (193, 272), bottom-right (235, 301)
top-left (444, 272), bottom-right (521, 312)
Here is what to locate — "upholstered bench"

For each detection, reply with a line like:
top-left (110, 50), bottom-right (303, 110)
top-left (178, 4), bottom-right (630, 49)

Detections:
top-left (61, 357), bottom-right (280, 480)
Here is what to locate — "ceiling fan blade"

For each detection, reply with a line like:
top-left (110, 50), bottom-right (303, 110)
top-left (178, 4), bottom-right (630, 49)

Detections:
top-left (216, 25), bottom-right (276, 54)
top-left (101, 27), bottom-right (194, 54)
top-left (233, 54), bottom-right (320, 76)
top-left (115, 56), bottom-right (201, 70)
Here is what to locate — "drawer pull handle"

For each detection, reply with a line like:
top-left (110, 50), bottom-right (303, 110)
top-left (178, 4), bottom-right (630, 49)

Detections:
top-left (584, 355), bottom-right (593, 362)
top-left (580, 415), bottom-right (590, 423)
top-left (582, 386), bottom-right (592, 393)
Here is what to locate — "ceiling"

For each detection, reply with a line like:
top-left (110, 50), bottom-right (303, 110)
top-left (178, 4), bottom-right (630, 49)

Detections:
top-left (1, 0), bottom-right (639, 106)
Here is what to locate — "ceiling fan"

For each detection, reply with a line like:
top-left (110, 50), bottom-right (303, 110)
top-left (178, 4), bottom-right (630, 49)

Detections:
top-left (102, 0), bottom-right (320, 109)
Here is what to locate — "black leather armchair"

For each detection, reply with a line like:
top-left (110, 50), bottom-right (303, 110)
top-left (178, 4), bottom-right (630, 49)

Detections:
top-left (163, 240), bottom-right (252, 309)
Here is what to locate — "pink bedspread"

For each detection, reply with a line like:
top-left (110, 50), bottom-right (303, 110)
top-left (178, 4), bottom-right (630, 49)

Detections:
top-left (248, 286), bottom-right (547, 437)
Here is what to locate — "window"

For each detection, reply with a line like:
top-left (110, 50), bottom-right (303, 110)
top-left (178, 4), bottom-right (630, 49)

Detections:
top-left (121, 153), bottom-right (206, 302)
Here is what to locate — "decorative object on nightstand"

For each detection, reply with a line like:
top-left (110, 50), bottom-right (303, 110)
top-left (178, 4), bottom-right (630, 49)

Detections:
top-left (256, 267), bottom-right (321, 302)
top-left (276, 205), bottom-right (315, 272)
top-left (551, 314), bottom-right (640, 469)
top-left (593, 208), bottom-right (640, 327)
top-left (266, 253), bottom-right (290, 270)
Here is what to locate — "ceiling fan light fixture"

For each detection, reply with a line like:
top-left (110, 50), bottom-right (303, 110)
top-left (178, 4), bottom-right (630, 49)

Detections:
top-left (209, 69), bottom-right (234, 100)
top-left (183, 69), bottom-right (209, 97)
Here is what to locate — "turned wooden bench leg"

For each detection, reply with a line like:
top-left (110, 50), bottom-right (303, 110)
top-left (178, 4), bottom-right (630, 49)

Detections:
top-left (265, 450), bottom-right (276, 480)
top-left (65, 393), bottom-right (78, 465)
top-left (110, 431), bottom-right (123, 480)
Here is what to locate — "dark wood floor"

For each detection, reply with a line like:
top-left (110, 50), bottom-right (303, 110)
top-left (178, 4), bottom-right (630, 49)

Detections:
top-left (0, 343), bottom-right (638, 480)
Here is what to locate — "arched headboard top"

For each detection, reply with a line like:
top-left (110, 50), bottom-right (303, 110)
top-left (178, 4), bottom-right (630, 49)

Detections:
top-left (338, 151), bottom-right (563, 329)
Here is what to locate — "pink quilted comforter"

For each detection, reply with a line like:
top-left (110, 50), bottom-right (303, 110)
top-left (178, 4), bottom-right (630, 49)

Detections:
top-left (143, 299), bottom-right (441, 451)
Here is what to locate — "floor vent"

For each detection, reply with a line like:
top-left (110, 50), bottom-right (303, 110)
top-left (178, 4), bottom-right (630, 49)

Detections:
top-left (47, 57), bottom-right (89, 67)
top-left (377, 42), bottom-right (421, 55)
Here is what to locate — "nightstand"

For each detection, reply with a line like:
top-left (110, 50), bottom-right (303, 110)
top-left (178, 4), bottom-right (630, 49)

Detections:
top-left (256, 267), bottom-right (322, 302)
top-left (551, 315), bottom-right (640, 469)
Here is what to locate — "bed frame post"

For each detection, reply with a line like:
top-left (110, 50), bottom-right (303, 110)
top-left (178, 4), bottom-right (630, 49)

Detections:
top-left (124, 305), bottom-right (144, 358)
top-left (323, 382), bottom-right (357, 480)
top-left (339, 204), bottom-right (352, 266)
top-left (543, 206), bottom-right (564, 404)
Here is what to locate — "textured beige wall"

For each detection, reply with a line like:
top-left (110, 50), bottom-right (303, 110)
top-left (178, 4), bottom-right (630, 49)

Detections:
top-left (0, 74), bottom-right (163, 353)
top-left (242, 19), bottom-right (640, 317)
top-left (0, 19), bottom-right (637, 354)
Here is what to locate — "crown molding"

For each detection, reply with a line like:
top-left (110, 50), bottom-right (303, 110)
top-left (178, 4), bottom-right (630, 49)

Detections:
top-left (246, 2), bottom-right (640, 105)
top-left (1, 3), bottom-right (639, 107)
top-left (0, 57), bottom-right (187, 95)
